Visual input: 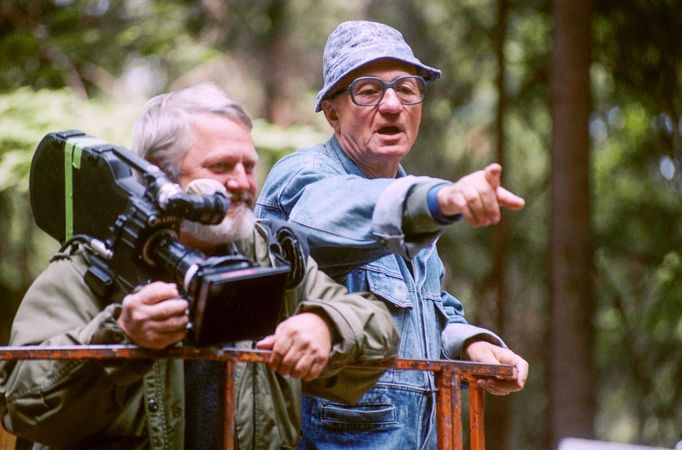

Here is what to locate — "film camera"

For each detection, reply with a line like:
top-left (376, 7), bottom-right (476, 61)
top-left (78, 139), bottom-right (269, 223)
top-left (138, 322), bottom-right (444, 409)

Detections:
top-left (29, 130), bottom-right (291, 346)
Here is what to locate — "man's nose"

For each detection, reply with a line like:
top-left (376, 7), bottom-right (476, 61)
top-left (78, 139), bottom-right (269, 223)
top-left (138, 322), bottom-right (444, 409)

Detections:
top-left (378, 88), bottom-right (403, 112)
top-left (225, 165), bottom-right (250, 192)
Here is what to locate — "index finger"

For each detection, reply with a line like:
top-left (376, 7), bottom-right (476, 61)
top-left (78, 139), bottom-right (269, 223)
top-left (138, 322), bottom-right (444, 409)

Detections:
top-left (511, 356), bottom-right (529, 387)
top-left (496, 186), bottom-right (525, 210)
top-left (267, 334), bottom-right (294, 374)
top-left (134, 282), bottom-right (180, 305)
top-left (494, 350), bottom-right (528, 382)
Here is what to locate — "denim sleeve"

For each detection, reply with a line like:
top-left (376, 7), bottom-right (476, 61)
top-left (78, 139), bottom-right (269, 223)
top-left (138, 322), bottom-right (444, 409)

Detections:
top-left (438, 261), bottom-right (506, 356)
top-left (402, 180), bottom-right (458, 238)
top-left (256, 151), bottom-right (449, 278)
top-left (441, 324), bottom-right (507, 360)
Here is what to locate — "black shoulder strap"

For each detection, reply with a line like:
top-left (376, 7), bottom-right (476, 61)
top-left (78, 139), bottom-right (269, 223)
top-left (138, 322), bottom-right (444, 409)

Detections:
top-left (52, 241), bottom-right (128, 304)
top-left (259, 219), bottom-right (310, 288)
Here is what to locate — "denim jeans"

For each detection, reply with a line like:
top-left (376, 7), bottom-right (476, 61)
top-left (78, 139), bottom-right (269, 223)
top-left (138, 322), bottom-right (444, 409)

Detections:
top-left (297, 386), bottom-right (437, 450)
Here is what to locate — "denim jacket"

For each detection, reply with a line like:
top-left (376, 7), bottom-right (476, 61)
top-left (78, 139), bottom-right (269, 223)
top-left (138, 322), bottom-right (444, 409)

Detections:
top-left (256, 135), bottom-right (503, 449)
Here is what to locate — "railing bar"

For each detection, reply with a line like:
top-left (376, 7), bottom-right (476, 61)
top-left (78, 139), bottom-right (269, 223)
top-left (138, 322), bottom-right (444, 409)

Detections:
top-left (0, 346), bottom-right (513, 377)
top-left (0, 346), bottom-right (505, 449)
top-left (467, 376), bottom-right (485, 450)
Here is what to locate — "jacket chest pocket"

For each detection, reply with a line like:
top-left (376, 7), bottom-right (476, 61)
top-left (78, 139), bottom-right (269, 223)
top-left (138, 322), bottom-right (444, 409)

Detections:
top-left (364, 263), bottom-right (448, 360)
top-left (365, 266), bottom-right (411, 309)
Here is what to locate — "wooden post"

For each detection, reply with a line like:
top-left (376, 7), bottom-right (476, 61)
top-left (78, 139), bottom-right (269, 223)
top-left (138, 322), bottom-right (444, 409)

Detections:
top-left (435, 367), bottom-right (455, 450)
top-left (452, 374), bottom-right (463, 450)
top-left (468, 377), bottom-right (486, 450)
top-left (222, 360), bottom-right (236, 450)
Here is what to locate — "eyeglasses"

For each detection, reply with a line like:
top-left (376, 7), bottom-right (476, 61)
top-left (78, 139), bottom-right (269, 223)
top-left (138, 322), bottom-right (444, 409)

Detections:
top-left (335, 75), bottom-right (427, 107)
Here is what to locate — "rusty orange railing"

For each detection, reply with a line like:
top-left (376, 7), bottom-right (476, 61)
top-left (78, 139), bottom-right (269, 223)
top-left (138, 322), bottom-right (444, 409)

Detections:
top-left (0, 345), bottom-right (512, 450)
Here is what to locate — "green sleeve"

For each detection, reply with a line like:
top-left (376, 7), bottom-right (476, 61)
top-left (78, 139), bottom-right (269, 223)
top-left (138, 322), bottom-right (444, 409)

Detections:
top-left (0, 252), bottom-right (152, 446)
top-left (293, 256), bottom-right (399, 403)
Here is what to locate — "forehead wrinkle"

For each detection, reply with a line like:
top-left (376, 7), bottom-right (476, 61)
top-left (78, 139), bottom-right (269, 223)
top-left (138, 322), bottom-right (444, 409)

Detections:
top-left (198, 151), bottom-right (258, 169)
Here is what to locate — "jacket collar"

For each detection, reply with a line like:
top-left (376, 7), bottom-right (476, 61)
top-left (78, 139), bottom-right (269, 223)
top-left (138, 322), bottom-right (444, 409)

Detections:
top-left (326, 135), bottom-right (408, 179)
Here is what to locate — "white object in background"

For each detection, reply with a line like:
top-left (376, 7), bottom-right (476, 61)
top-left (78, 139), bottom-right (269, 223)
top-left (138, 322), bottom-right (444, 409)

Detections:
top-left (559, 438), bottom-right (673, 450)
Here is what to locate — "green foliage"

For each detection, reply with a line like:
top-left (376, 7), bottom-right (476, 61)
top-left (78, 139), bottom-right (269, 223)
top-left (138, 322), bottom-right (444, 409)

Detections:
top-left (252, 119), bottom-right (329, 165)
top-left (591, 74), bottom-right (682, 446)
top-left (589, 1), bottom-right (682, 441)
top-left (0, 87), bottom-right (141, 189)
top-left (0, 1), bottom-right (680, 447)
top-left (0, 1), bottom-right (202, 96)
top-left (593, 0), bottom-right (682, 118)
top-left (0, 87), bottom-right (143, 343)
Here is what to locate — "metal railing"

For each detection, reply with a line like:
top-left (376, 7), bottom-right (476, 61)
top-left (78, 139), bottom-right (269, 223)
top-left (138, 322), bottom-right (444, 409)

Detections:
top-left (0, 345), bottom-right (513, 450)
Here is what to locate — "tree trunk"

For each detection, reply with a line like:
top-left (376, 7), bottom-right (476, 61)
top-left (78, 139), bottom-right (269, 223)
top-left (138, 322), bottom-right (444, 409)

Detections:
top-left (487, 0), bottom-right (512, 448)
top-left (263, 0), bottom-right (294, 126)
top-left (548, 0), bottom-right (595, 448)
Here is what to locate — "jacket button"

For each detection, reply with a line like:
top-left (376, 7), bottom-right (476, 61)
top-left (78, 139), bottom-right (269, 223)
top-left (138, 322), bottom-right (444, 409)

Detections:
top-left (172, 407), bottom-right (182, 418)
top-left (148, 397), bottom-right (159, 412)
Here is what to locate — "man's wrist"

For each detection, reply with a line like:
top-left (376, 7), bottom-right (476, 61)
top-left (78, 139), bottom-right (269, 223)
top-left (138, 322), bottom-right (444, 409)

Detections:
top-left (428, 184), bottom-right (462, 224)
top-left (306, 309), bottom-right (340, 346)
top-left (461, 333), bottom-right (503, 359)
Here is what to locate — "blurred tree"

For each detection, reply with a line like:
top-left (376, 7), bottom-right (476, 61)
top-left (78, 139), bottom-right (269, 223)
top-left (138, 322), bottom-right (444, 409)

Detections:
top-left (489, 1), bottom-right (512, 447)
top-left (0, 87), bottom-right (143, 344)
top-left (0, 0), bottom-right (199, 98)
top-left (548, 0), bottom-right (595, 447)
top-left (180, 0), bottom-right (296, 125)
top-left (590, 0), bottom-right (682, 444)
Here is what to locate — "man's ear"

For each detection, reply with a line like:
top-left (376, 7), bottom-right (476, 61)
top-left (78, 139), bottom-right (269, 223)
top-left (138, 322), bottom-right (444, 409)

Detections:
top-left (321, 100), bottom-right (340, 131)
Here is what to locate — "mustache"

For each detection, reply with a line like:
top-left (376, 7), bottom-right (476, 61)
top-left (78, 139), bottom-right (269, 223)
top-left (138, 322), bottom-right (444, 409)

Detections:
top-left (183, 178), bottom-right (255, 210)
top-left (227, 190), bottom-right (255, 209)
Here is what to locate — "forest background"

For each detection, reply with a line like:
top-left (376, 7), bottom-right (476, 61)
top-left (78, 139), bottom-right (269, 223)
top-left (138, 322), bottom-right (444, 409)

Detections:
top-left (0, 1), bottom-right (680, 449)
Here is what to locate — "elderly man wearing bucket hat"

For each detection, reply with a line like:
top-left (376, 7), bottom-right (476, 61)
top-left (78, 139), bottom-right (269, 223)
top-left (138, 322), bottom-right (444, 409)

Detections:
top-left (256, 20), bottom-right (529, 449)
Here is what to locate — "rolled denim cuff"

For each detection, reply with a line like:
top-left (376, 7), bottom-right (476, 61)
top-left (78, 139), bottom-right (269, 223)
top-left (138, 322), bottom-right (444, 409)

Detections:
top-left (427, 184), bottom-right (463, 224)
top-left (441, 323), bottom-right (506, 360)
top-left (372, 176), bottom-right (441, 259)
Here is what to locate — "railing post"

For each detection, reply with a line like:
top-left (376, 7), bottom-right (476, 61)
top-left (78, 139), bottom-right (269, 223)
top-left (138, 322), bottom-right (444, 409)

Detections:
top-left (222, 360), bottom-right (236, 450)
top-left (435, 367), bottom-right (464, 450)
top-left (435, 367), bottom-right (454, 450)
top-left (452, 373), bottom-right (463, 450)
top-left (467, 377), bottom-right (485, 450)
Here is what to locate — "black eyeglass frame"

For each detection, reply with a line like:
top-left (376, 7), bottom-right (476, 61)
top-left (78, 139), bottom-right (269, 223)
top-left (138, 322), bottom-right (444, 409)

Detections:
top-left (330, 75), bottom-right (428, 107)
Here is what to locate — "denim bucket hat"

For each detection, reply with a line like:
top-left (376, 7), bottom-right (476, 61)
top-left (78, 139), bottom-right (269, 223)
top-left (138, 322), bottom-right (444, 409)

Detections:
top-left (314, 20), bottom-right (442, 112)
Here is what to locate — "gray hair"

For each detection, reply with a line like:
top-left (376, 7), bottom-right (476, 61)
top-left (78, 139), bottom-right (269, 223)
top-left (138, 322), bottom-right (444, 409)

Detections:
top-left (132, 82), bottom-right (252, 181)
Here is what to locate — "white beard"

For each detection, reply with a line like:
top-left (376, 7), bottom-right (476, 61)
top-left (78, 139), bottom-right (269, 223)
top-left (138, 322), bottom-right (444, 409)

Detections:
top-left (181, 178), bottom-right (256, 246)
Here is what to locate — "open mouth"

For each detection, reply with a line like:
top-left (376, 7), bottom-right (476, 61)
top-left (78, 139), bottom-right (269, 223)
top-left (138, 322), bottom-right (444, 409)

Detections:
top-left (377, 126), bottom-right (401, 135)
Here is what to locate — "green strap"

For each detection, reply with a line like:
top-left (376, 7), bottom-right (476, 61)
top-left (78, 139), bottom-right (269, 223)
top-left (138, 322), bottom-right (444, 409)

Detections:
top-left (63, 136), bottom-right (105, 240)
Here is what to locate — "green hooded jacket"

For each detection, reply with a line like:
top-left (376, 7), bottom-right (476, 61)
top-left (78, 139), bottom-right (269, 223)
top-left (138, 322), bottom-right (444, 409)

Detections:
top-left (0, 223), bottom-right (399, 449)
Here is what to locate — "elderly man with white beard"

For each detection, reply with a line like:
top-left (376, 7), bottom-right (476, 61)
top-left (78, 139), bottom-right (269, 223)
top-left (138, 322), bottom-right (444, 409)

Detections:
top-left (0, 83), bottom-right (399, 450)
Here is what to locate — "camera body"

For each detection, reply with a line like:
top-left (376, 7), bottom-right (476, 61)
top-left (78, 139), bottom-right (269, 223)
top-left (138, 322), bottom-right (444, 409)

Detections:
top-left (30, 130), bottom-right (290, 346)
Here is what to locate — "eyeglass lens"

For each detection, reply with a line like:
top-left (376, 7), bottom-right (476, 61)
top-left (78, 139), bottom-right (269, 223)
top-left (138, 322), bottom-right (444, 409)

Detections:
top-left (350, 76), bottom-right (426, 106)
